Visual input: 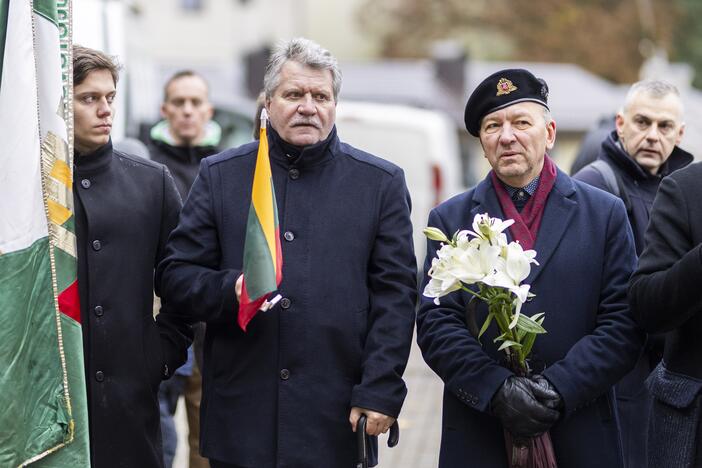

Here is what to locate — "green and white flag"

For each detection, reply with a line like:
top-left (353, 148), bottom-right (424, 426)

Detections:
top-left (0, 0), bottom-right (90, 466)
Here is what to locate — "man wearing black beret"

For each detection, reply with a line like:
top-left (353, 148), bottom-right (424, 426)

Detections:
top-left (417, 68), bottom-right (644, 467)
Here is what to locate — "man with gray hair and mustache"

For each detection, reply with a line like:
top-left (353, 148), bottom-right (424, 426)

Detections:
top-left (157, 38), bottom-right (417, 467)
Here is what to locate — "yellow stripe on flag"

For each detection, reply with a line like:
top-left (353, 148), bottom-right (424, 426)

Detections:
top-left (251, 126), bottom-right (277, 270)
top-left (47, 199), bottom-right (71, 226)
top-left (49, 159), bottom-right (72, 189)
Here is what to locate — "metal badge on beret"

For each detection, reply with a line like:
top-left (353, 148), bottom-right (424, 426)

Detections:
top-left (496, 78), bottom-right (517, 96)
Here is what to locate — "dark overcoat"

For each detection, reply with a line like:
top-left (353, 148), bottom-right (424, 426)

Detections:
top-left (73, 141), bottom-right (192, 468)
top-left (416, 168), bottom-right (644, 468)
top-left (156, 127), bottom-right (417, 468)
top-left (629, 162), bottom-right (702, 467)
top-left (573, 131), bottom-right (692, 468)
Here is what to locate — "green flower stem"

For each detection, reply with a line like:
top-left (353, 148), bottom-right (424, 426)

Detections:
top-left (459, 285), bottom-right (489, 302)
top-left (462, 284), bottom-right (530, 374)
top-left (491, 299), bottom-right (527, 372)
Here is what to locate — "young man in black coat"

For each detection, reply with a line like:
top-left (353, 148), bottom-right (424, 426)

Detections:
top-left (573, 80), bottom-right (692, 468)
top-left (72, 45), bottom-right (192, 468)
top-left (629, 161), bottom-right (702, 467)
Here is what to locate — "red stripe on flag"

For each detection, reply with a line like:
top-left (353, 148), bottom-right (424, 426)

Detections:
top-left (238, 278), bottom-right (268, 331)
top-left (58, 280), bottom-right (81, 323)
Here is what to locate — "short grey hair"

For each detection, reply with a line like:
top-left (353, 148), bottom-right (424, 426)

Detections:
top-left (263, 37), bottom-right (342, 101)
top-left (622, 79), bottom-right (682, 113)
top-left (543, 107), bottom-right (552, 125)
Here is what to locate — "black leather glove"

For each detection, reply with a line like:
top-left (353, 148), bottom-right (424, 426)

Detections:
top-left (490, 376), bottom-right (560, 437)
top-left (524, 374), bottom-right (563, 411)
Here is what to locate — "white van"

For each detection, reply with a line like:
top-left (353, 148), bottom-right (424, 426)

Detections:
top-left (335, 101), bottom-right (464, 263)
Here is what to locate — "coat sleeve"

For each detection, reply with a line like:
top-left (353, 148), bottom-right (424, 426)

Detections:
top-left (349, 169), bottom-right (418, 418)
top-left (629, 175), bottom-right (702, 333)
top-left (416, 209), bottom-right (513, 414)
top-left (154, 165), bottom-right (194, 378)
top-left (542, 197), bottom-right (645, 415)
top-left (156, 159), bottom-right (240, 325)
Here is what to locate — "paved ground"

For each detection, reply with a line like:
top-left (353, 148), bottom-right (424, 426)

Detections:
top-left (174, 333), bottom-right (444, 468)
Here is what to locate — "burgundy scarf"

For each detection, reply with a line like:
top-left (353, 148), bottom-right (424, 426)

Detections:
top-left (490, 155), bottom-right (557, 251)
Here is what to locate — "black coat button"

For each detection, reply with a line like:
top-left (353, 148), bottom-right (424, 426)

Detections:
top-left (289, 168), bottom-right (300, 180)
top-left (280, 369), bottom-right (290, 380)
top-left (95, 371), bottom-right (104, 382)
top-left (92, 240), bottom-right (101, 251)
top-left (284, 231), bottom-right (295, 242)
top-left (94, 305), bottom-right (104, 317)
top-left (280, 298), bottom-right (291, 309)
top-left (81, 179), bottom-right (91, 189)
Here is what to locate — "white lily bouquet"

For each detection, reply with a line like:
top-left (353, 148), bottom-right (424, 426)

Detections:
top-left (423, 213), bottom-right (546, 373)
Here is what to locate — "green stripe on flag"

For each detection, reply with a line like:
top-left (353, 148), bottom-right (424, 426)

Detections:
top-left (53, 246), bottom-right (76, 293)
top-left (32, 314), bottom-right (91, 468)
top-left (243, 205), bottom-right (277, 299)
top-left (33, 0), bottom-right (59, 28)
top-left (0, 0), bottom-right (8, 85)
top-left (0, 238), bottom-right (71, 466)
top-left (61, 214), bottom-right (74, 233)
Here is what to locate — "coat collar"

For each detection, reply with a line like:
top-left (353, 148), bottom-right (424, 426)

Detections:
top-left (150, 138), bottom-right (218, 164)
top-left (268, 125), bottom-right (338, 168)
top-left (471, 166), bottom-right (576, 284)
top-left (74, 139), bottom-right (113, 175)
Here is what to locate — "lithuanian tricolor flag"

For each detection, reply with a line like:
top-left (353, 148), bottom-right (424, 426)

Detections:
top-left (0, 1), bottom-right (90, 466)
top-left (238, 109), bottom-right (283, 331)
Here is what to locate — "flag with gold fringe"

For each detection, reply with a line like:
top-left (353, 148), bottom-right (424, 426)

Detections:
top-left (238, 108), bottom-right (283, 331)
top-left (0, 0), bottom-right (90, 466)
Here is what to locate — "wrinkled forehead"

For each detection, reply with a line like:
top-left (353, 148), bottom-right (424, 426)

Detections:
top-left (482, 101), bottom-right (547, 122)
top-left (277, 62), bottom-right (333, 89)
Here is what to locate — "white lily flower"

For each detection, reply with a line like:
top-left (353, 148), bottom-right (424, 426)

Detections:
top-left (423, 246), bottom-right (462, 303)
top-left (503, 242), bottom-right (539, 285)
top-left (423, 276), bottom-right (461, 304)
top-left (450, 241), bottom-right (500, 285)
top-left (468, 213), bottom-right (515, 245)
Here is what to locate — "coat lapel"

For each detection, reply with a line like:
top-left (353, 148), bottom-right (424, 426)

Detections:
top-left (469, 176), bottom-right (506, 227)
top-left (526, 169), bottom-right (577, 284)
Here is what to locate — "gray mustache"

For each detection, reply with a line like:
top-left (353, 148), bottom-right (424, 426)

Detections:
top-left (290, 119), bottom-right (321, 129)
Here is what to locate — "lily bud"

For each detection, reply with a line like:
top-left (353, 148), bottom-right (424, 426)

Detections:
top-left (424, 227), bottom-right (450, 243)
